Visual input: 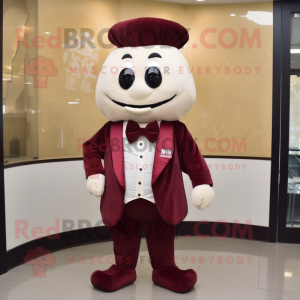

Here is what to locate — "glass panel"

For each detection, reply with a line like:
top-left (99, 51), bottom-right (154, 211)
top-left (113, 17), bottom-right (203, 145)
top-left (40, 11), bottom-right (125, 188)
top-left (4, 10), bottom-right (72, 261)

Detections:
top-left (3, 0), bottom-right (39, 164)
top-left (2, 0), bottom-right (273, 164)
top-left (287, 13), bottom-right (300, 227)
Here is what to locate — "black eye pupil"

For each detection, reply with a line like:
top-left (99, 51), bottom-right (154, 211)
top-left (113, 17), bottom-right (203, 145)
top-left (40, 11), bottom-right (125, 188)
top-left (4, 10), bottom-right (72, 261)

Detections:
top-left (119, 68), bottom-right (135, 89)
top-left (145, 67), bottom-right (162, 88)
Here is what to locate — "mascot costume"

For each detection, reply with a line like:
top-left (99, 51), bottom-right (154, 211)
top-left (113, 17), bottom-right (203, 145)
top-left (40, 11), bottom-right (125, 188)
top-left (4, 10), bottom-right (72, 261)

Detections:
top-left (83, 17), bottom-right (214, 293)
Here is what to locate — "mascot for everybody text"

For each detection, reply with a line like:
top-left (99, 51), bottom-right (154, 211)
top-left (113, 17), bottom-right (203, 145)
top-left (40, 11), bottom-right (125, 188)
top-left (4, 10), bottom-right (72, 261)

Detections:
top-left (83, 17), bottom-right (214, 293)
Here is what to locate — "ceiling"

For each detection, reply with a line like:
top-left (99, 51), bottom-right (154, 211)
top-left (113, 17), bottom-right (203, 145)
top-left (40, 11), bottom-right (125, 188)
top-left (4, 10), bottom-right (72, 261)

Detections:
top-left (153, 0), bottom-right (278, 5)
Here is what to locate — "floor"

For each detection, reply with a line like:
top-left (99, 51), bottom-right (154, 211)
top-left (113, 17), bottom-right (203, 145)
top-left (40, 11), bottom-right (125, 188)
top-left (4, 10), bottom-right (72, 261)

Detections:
top-left (1, 236), bottom-right (300, 300)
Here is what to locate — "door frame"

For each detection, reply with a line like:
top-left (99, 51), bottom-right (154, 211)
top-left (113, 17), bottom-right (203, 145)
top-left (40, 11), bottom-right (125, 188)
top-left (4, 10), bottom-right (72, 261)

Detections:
top-left (0, 0), bottom-right (7, 275)
top-left (268, 1), bottom-right (282, 243)
top-left (278, 0), bottom-right (300, 243)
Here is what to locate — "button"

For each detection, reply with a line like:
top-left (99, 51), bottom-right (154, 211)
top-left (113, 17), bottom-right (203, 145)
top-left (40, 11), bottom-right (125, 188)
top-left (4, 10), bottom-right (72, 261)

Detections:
top-left (138, 193), bottom-right (141, 196)
top-left (140, 156), bottom-right (143, 158)
top-left (140, 143), bottom-right (142, 146)
top-left (139, 182), bottom-right (141, 185)
top-left (140, 168), bottom-right (142, 171)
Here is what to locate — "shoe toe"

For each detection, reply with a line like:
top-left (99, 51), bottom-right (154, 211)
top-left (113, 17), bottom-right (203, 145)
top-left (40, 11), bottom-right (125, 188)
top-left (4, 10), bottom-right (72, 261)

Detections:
top-left (91, 265), bottom-right (136, 292)
top-left (152, 267), bottom-right (197, 293)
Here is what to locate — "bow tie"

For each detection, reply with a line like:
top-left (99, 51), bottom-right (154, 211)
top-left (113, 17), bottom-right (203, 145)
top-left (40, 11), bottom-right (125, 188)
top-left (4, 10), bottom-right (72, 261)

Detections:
top-left (125, 120), bottom-right (159, 144)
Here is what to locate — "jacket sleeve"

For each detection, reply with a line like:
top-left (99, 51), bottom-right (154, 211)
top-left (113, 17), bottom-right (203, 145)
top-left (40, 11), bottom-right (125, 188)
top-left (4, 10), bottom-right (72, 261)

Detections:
top-left (82, 122), bottom-right (110, 179)
top-left (175, 121), bottom-right (213, 188)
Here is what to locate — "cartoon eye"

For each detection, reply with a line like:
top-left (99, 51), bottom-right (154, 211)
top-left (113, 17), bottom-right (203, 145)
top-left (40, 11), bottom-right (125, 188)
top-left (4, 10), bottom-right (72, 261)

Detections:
top-left (145, 61), bottom-right (162, 89)
top-left (43, 67), bottom-right (47, 70)
top-left (35, 67), bottom-right (38, 70)
top-left (119, 62), bottom-right (135, 90)
top-left (145, 60), bottom-right (161, 71)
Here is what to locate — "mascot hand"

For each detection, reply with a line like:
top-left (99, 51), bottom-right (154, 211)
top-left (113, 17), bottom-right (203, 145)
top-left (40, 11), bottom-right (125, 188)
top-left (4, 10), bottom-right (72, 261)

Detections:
top-left (192, 184), bottom-right (214, 210)
top-left (86, 174), bottom-right (105, 197)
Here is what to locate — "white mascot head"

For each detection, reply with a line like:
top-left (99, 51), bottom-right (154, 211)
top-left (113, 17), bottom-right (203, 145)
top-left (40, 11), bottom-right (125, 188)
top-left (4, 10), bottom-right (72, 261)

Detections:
top-left (95, 17), bottom-right (196, 123)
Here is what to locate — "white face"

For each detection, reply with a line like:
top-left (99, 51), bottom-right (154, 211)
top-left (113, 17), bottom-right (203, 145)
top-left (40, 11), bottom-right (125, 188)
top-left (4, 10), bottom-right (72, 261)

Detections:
top-left (95, 45), bottom-right (196, 122)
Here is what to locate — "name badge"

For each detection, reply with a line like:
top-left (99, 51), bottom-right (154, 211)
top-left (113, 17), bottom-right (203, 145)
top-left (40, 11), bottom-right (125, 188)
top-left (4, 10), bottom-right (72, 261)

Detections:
top-left (159, 149), bottom-right (172, 158)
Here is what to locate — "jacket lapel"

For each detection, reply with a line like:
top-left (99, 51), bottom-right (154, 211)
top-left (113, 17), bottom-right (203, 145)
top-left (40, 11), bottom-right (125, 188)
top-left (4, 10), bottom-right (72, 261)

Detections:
top-left (152, 121), bottom-right (174, 185)
top-left (110, 121), bottom-right (125, 189)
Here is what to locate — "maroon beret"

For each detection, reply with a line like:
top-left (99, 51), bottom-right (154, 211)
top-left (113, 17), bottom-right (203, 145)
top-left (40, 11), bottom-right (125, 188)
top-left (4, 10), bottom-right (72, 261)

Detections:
top-left (108, 17), bottom-right (189, 49)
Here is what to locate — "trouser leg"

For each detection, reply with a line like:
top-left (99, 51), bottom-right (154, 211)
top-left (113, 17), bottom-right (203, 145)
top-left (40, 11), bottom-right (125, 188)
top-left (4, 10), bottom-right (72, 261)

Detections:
top-left (140, 200), bottom-right (197, 293)
top-left (108, 205), bottom-right (142, 270)
top-left (90, 202), bottom-right (142, 292)
top-left (143, 203), bottom-right (176, 270)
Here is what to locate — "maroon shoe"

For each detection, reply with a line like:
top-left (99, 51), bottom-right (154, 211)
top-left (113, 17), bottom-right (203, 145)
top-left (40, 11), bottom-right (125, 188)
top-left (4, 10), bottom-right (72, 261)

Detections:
top-left (152, 266), bottom-right (197, 293)
top-left (91, 264), bottom-right (136, 292)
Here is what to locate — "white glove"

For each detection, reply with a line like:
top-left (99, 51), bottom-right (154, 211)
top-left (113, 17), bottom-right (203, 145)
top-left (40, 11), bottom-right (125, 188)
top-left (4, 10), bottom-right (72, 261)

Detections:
top-left (86, 174), bottom-right (105, 197)
top-left (192, 184), bottom-right (215, 210)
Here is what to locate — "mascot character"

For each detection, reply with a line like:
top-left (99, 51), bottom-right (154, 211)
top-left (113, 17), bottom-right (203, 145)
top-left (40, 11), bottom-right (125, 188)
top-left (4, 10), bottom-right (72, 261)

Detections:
top-left (83, 17), bottom-right (215, 293)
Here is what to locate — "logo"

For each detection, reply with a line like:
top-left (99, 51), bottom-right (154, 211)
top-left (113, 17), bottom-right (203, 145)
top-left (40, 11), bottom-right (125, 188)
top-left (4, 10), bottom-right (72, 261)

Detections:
top-left (24, 247), bottom-right (56, 277)
top-left (159, 149), bottom-right (172, 158)
top-left (24, 56), bottom-right (58, 88)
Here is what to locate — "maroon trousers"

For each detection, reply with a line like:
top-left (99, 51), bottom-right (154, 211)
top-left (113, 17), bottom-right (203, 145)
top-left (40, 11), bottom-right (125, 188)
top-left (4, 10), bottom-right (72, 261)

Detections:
top-left (108, 198), bottom-right (176, 270)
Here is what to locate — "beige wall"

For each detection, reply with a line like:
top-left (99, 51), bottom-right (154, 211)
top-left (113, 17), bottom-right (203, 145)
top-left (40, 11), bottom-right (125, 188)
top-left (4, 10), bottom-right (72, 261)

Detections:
top-left (5, 0), bottom-right (273, 160)
top-left (37, 0), bottom-right (120, 159)
top-left (37, 0), bottom-right (191, 159)
top-left (120, 0), bottom-right (187, 56)
top-left (185, 2), bottom-right (273, 157)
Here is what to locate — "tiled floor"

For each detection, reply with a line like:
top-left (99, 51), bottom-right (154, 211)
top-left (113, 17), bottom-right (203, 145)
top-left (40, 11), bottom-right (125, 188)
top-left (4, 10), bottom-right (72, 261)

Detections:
top-left (1, 237), bottom-right (300, 300)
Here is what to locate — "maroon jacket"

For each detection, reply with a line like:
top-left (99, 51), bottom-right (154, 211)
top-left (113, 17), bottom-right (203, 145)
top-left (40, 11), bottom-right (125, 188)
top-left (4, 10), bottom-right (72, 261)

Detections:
top-left (83, 121), bottom-right (213, 227)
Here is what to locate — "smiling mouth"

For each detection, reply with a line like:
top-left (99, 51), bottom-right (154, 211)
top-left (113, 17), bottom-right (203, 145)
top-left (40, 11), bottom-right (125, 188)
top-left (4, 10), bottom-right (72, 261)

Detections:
top-left (109, 95), bottom-right (176, 109)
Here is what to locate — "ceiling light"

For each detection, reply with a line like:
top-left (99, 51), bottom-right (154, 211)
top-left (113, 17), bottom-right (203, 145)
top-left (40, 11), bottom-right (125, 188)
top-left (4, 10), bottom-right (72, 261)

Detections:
top-left (25, 82), bottom-right (32, 84)
top-left (291, 49), bottom-right (300, 54)
top-left (197, 0), bottom-right (205, 2)
top-left (68, 102), bottom-right (80, 104)
top-left (231, 14), bottom-right (236, 16)
top-left (284, 272), bottom-right (293, 277)
top-left (45, 32), bottom-right (50, 34)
